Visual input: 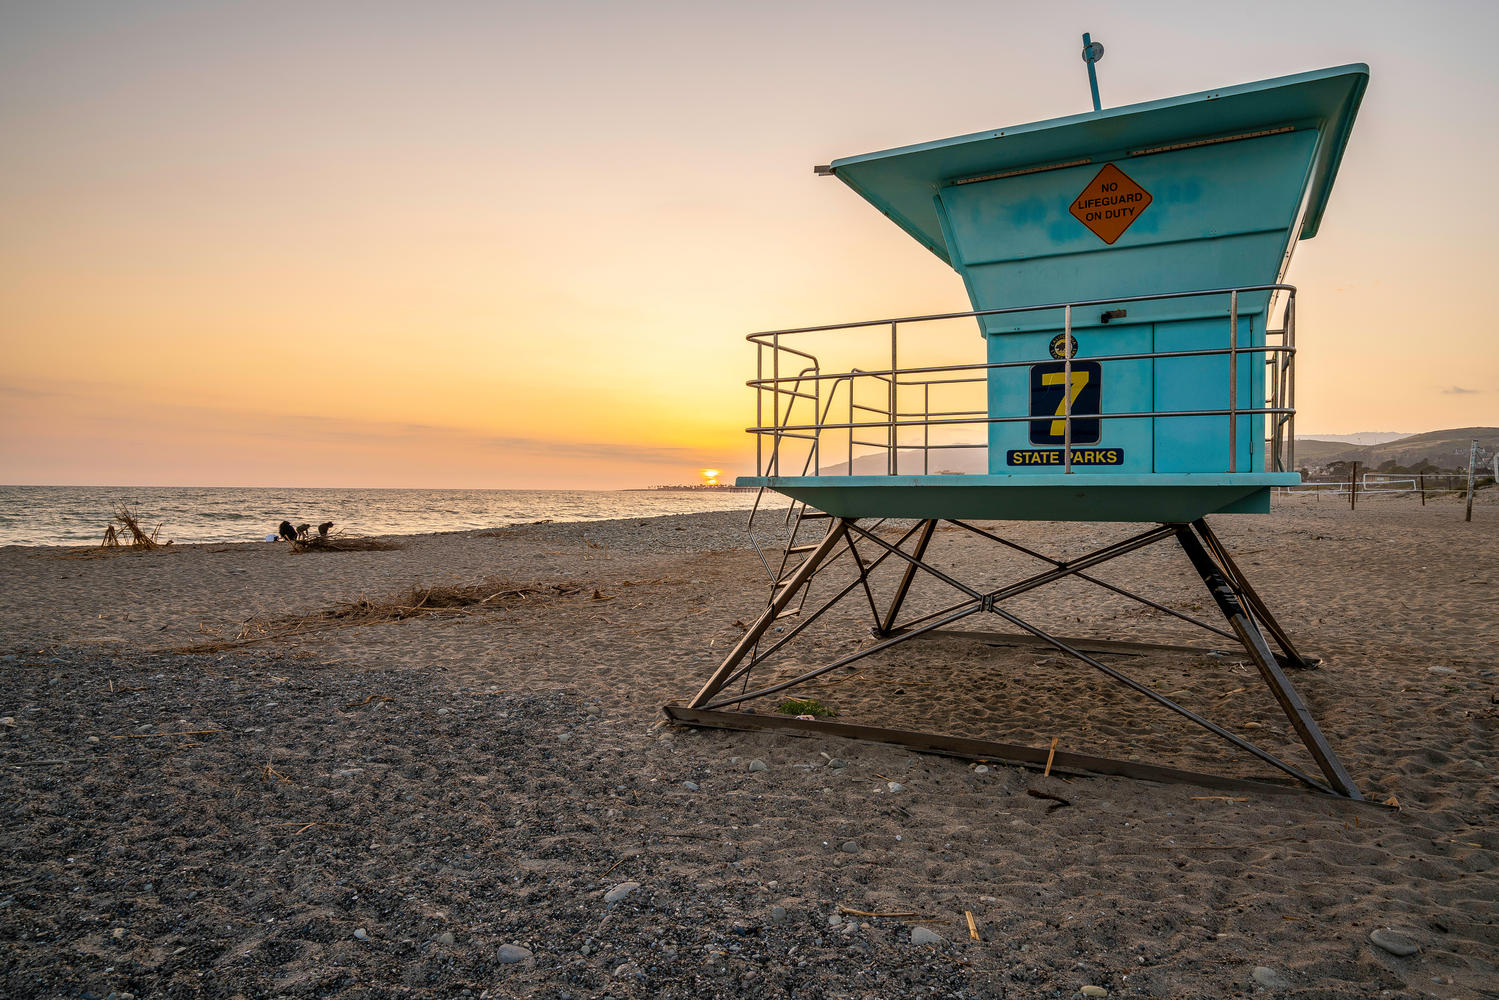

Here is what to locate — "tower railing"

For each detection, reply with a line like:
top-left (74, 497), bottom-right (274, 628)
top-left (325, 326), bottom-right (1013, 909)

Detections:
top-left (749, 284), bottom-right (1298, 478)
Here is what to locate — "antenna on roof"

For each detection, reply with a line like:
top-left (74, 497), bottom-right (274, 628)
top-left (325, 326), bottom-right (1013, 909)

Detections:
top-left (1081, 32), bottom-right (1104, 112)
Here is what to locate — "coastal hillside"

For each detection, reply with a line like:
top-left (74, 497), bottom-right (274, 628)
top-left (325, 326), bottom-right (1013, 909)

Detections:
top-left (1296, 427), bottom-right (1498, 472)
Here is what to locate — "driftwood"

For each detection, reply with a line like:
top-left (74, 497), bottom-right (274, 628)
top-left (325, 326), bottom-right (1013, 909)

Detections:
top-left (111, 506), bottom-right (169, 549)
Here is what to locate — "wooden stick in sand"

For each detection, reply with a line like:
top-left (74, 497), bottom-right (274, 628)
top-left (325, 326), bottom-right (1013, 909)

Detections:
top-left (965, 910), bottom-right (980, 941)
top-left (1043, 736), bottom-right (1058, 778)
top-left (112, 729), bottom-right (223, 740)
top-left (838, 906), bottom-right (921, 919)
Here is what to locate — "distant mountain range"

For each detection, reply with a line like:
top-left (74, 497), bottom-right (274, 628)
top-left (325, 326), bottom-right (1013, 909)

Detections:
top-left (1295, 431), bottom-right (1412, 446)
top-left (810, 427), bottom-right (1497, 476)
top-left (1291, 427), bottom-right (1497, 472)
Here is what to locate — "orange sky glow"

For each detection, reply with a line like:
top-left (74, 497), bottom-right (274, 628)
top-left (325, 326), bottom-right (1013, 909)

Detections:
top-left (2, 1), bottom-right (1495, 488)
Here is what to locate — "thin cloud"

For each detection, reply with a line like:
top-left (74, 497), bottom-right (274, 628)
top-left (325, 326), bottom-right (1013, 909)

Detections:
top-left (1441, 385), bottom-right (1481, 395)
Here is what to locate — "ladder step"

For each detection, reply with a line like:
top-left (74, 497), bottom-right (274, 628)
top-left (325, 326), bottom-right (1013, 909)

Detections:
top-left (798, 511), bottom-right (833, 520)
top-left (774, 608), bottom-right (801, 621)
top-left (787, 543), bottom-right (820, 554)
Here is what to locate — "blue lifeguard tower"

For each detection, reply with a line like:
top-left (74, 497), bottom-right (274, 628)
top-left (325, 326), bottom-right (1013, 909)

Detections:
top-left (667, 55), bottom-right (1369, 799)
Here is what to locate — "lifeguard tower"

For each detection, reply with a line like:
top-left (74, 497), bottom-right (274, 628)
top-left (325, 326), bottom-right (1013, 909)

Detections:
top-left (666, 54), bottom-right (1369, 799)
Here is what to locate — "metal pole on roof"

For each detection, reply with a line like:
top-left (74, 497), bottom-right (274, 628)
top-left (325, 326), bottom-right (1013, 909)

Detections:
top-left (1081, 33), bottom-right (1104, 112)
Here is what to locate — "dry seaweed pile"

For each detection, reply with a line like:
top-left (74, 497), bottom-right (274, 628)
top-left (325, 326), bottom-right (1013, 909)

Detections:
top-left (178, 579), bottom-right (588, 653)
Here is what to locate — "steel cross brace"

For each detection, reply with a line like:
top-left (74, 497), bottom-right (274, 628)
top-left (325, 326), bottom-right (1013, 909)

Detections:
top-left (671, 515), bottom-right (1362, 799)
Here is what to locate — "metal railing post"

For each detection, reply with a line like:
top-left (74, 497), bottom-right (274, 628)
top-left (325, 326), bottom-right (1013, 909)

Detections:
top-left (924, 383), bottom-right (931, 475)
top-left (771, 334), bottom-right (781, 476)
top-left (1286, 292), bottom-right (1296, 474)
top-left (813, 371), bottom-right (820, 475)
top-left (889, 322), bottom-right (898, 475)
top-left (1063, 305), bottom-right (1073, 473)
top-left (756, 343), bottom-right (764, 476)
top-left (1228, 290), bottom-right (1238, 473)
top-left (848, 376), bottom-right (855, 475)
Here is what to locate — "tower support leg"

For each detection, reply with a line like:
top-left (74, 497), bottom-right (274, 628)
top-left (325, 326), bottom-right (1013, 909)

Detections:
top-left (1174, 524), bottom-right (1362, 799)
top-left (688, 517), bottom-right (852, 708)
top-left (877, 519), bottom-right (938, 636)
top-left (1192, 519), bottom-right (1317, 668)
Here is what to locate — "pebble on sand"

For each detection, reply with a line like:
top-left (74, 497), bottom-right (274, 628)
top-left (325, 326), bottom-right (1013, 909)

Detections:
top-left (497, 944), bottom-right (533, 963)
top-left (839, 840), bottom-right (859, 854)
top-left (353, 927), bottom-right (368, 940)
top-left (437, 930), bottom-right (455, 946)
top-left (1080, 987), bottom-right (1108, 998)
top-left (1251, 966), bottom-right (1289, 989)
top-left (910, 926), bottom-right (942, 946)
top-left (604, 881), bottom-right (640, 904)
top-left (748, 759), bottom-right (768, 772)
top-left (1369, 927), bottom-right (1421, 957)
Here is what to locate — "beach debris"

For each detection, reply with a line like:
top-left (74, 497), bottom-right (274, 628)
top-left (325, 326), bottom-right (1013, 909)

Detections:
top-left (886, 781), bottom-right (905, 793)
top-left (777, 697), bottom-right (835, 718)
top-left (177, 578), bottom-right (570, 652)
top-left (109, 506), bottom-right (170, 549)
top-left (603, 881), bottom-right (639, 904)
top-left (1044, 736), bottom-right (1059, 777)
top-left (1027, 788), bottom-right (1072, 813)
top-left (1369, 927), bottom-right (1421, 957)
top-left (1251, 966), bottom-right (1289, 990)
top-left (910, 926), bottom-right (943, 946)
top-left (344, 695), bottom-right (394, 710)
top-left (496, 943), bottom-right (533, 964)
top-left (965, 910), bottom-right (980, 941)
top-left (0, 717), bottom-right (14, 728)
top-left (837, 906), bottom-right (920, 919)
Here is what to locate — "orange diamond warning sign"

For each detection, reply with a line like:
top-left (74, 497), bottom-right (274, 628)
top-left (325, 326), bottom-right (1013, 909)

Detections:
top-left (1070, 163), bottom-right (1152, 244)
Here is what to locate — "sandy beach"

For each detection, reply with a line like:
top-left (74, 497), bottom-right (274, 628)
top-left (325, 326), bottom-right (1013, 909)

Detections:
top-left (1, 492), bottom-right (1495, 999)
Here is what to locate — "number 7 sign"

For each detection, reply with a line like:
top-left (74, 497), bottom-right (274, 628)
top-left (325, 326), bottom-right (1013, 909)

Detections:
top-left (1029, 361), bottom-right (1102, 445)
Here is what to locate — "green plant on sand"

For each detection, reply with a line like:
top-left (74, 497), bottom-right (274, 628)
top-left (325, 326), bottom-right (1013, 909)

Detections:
top-left (776, 697), bottom-right (836, 718)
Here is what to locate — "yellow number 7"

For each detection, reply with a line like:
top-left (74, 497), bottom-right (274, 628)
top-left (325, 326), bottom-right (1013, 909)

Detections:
top-left (1042, 370), bottom-right (1090, 438)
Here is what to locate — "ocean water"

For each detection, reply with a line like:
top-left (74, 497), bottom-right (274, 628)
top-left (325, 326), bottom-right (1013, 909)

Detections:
top-left (0, 486), bottom-right (762, 547)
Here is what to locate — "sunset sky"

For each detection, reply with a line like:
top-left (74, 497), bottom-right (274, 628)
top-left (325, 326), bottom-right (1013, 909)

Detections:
top-left (2, 1), bottom-right (1495, 488)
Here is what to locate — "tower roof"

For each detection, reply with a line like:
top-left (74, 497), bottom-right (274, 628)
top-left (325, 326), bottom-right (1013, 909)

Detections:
top-left (828, 64), bottom-right (1368, 264)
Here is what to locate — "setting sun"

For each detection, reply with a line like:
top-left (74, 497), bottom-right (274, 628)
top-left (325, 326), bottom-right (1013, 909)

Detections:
top-left (701, 468), bottom-right (722, 486)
